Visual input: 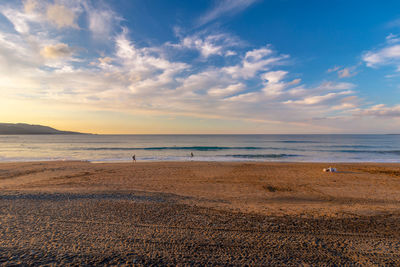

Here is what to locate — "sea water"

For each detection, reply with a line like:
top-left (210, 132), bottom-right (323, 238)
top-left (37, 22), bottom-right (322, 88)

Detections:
top-left (0, 134), bottom-right (400, 162)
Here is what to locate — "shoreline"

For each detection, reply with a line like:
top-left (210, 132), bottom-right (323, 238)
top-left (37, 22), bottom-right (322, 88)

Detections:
top-left (2, 159), bottom-right (400, 164)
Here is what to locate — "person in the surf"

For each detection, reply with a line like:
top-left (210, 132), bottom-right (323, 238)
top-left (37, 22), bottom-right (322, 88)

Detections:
top-left (190, 152), bottom-right (194, 158)
top-left (132, 154), bottom-right (136, 163)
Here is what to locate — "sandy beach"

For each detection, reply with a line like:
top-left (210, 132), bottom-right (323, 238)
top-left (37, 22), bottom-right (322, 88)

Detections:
top-left (1, 161), bottom-right (400, 265)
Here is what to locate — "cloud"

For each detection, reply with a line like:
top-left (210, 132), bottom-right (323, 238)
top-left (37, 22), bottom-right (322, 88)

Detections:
top-left (223, 46), bottom-right (288, 79)
top-left (338, 68), bottom-right (352, 78)
top-left (0, 30), bottom-right (44, 74)
top-left (112, 27), bottom-right (188, 95)
top-left (46, 3), bottom-right (78, 28)
top-left (357, 104), bottom-right (400, 117)
top-left (327, 66), bottom-right (340, 73)
top-left (327, 66), bottom-right (357, 78)
top-left (261, 70), bottom-right (287, 83)
top-left (316, 81), bottom-right (355, 91)
top-left (83, 2), bottom-right (120, 39)
top-left (386, 33), bottom-right (400, 44)
top-left (170, 32), bottom-right (241, 58)
top-left (362, 34), bottom-right (400, 70)
top-left (225, 91), bottom-right (259, 102)
top-left (24, 0), bottom-right (37, 13)
top-left (208, 83), bottom-right (245, 97)
top-left (99, 57), bottom-right (113, 64)
top-left (40, 43), bottom-right (74, 59)
top-left (182, 34), bottom-right (224, 57)
top-left (1, 8), bottom-right (38, 34)
top-left (175, 69), bottom-right (232, 99)
top-left (284, 91), bottom-right (353, 105)
top-left (225, 50), bottom-right (237, 56)
top-left (261, 71), bottom-right (288, 95)
top-left (0, 1), bottom-right (391, 133)
top-left (1, 1), bottom-right (80, 34)
top-left (363, 45), bottom-right (400, 67)
top-left (288, 78), bottom-right (301, 86)
top-left (87, 9), bottom-right (113, 36)
top-left (197, 0), bottom-right (258, 26)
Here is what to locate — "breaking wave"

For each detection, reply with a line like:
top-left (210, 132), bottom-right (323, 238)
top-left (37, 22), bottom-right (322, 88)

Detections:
top-left (82, 146), bottom-right (265, 151)
top-left (225, 154), bottom-right (299, 158)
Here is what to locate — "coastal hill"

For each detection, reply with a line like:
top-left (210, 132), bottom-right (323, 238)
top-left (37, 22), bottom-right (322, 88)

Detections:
top-left (0, 123), bottom-right (85, 135)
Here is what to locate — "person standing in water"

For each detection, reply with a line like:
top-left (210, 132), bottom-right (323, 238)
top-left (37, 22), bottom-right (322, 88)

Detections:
top-left (190, 152), bottom-right (194, 158)
top-left (132, 154), bottom-right (136, 163)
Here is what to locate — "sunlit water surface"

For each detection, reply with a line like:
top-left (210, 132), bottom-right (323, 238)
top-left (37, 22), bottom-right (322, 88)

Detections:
top-left (1, 134), bottom-right (400, 162)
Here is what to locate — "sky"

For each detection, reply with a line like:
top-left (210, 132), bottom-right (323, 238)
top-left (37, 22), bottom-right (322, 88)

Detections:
top-left (1, 0), bottom-right (400, 134)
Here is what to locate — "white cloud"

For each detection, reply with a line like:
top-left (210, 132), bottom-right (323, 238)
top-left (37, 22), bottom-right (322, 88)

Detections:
top-left (260, 71), bottom-right (288, 95)
top-left (284, 91), bottom-right (353, 105)
top-left (263, 82), bottom-right (287, 95)
top-left (225, 91), bottom-right (259, 102)
top-left (282, 81), bottom-right (358, 112)
top-left (182, 35), bottom-right (223, 57)
top-left (208, 83), bottom-right (245, 97)
top-left (176, 69), bottom-right (229, 97)
top-left (363, 44), bottom-right (400, 68)
top-left (386, 33), bottom-right (400, 44)
top-left (0, 31), bottom-right (44, 74)
top-left (261, 70), bottom-right (287, 83)
top-left (197, 0), bottom-right (258, 26)
top-left (83, 2), bottom-right (120, 39)
top-left (170, 32), bottom-right (240, 58)
top-left (362, 33), bottom-right (400, 76)
top-left (245, 47), bottom-right (273, 61)
top-left (87, 9), bottom-right (113, 36)
top-left (223, 46), bottom-right (288, 79)
top-left (225, 50), bottom-right (237, 56)
top-left (1, 7), bottom-right (40, 34)
top-left (112, 28), bottom-right (188, 95)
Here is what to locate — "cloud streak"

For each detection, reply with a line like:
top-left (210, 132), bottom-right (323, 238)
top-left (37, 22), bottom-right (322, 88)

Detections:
top-left (362, 34), bottom-right (400, 70)
top-left (197, 0), bottom-right (258, 26)
top-left (356, 104), bottom-right (400, 118)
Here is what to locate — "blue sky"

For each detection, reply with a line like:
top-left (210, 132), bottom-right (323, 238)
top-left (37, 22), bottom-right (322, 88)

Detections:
top-left (0, 0), bottom-right (400, 133)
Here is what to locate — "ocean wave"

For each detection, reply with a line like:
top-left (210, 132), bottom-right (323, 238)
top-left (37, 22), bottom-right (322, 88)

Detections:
top-left (324, 145), bottom-right (377, 148)
top-left (278, 140), bottom-right (319, 143)
top-left (378, 150), bottom-right (400, 155)
top-left (225, 154), bottom-right (299, 158)
top-left (82, 146), bottom-right (265, 151)
top-left (334, 150), bottom-right (400, 155)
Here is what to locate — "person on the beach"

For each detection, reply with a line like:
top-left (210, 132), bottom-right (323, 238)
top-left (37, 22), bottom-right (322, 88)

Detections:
top-left (190, 152), bottom-right (194, 158)
top-left (132, 154), bottom-right (136, 163)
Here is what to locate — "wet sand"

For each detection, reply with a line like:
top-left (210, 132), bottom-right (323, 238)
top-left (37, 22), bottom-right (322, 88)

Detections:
top-left (1, 161), bottom-right (400, 265)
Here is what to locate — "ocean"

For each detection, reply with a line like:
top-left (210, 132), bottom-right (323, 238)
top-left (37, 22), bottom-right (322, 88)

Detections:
top-left (0, 134), bottom-right (400, 163)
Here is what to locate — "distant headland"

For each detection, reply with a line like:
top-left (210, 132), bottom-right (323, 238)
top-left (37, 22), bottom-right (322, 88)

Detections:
top-left (0, 123), bottom-right (87, 135)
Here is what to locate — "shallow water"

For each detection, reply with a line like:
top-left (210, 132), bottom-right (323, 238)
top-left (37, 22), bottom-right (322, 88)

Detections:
top-left (0, 134), bottom-right (400, 162)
